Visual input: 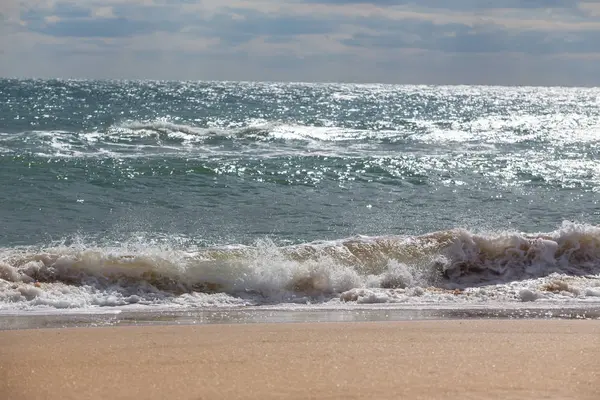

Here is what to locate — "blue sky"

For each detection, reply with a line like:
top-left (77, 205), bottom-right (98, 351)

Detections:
top-left (2, 0), bottom-right (600, 85)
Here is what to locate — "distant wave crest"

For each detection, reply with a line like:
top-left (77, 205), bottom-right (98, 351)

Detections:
top-left (115, 120), bottom-right (380, 143)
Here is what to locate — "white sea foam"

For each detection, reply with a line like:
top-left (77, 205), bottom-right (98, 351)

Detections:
top-left (1, 222), bottom-right (600, 312)
top-left (2, 121), bottom-right (381, 158)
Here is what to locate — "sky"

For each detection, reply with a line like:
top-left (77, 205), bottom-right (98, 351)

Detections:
top-left (2, 0), bottom-right (600, 85)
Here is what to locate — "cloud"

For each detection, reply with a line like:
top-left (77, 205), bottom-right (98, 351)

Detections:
top-left (303, 0), bottom-right (575, 10)
top-left (342, 19), bottom-right (600, 54)
top-left (19, 2), bottom-right (179, 38)
top-left (2, 0), bottom-right (600, 85)
top-left (51, 2), bottom-right (91, 19)
top-left (33, 17), bottom-right (172, 38)
top-left (205, 9), bottom-right (339, 45)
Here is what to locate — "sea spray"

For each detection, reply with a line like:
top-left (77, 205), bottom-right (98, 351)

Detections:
top-left (1, 222), bottom-right (600, 310)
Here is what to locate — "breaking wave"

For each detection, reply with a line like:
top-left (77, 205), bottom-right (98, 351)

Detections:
top-left (2, 222), bottom-right (600, 310)
top-left (6, 113), bottom-right (600, 159)
top-left (0, 121), bottom-right (391, 159)
top-left (116, 120), bottom-right (373, 142)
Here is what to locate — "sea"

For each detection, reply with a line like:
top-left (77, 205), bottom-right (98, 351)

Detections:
top-left (2, 78), bottom-right (600, 322)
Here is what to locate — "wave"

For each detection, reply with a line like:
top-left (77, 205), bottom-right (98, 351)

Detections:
top-left (5, 113), bottom-right (599, 160)
top-left (113, 120), bottom-right (387, 144)
top-left (2, 222), bottom-right (600, 310)
top-left (0, 121), bottom-right (392, 159)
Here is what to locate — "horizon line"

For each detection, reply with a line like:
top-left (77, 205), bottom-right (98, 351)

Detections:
top-left (1, 76), bottom-right (598, 90)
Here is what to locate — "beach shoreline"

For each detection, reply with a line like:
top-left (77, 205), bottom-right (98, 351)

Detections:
top-left (1, 319), bottom-right (599, 400)
top-left (2, 304), bottom-right (600, 330)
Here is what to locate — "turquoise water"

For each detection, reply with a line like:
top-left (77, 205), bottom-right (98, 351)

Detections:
top-left (2, 79), bottom-right (600, 311)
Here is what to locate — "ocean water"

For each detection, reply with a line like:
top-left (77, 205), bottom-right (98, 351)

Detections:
top-left (2, 78), bottom-right (600, 313)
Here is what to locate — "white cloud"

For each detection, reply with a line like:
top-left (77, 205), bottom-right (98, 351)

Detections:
top-left (44, 14), bottom-right (60, 23)
top-left (92, 6), bottom-right (115, 18)
top-left (2, 0), bottom-right (600, 85)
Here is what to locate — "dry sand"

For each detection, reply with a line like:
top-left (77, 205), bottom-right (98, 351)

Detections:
top-left (1, 319), bottom-right (599, 400)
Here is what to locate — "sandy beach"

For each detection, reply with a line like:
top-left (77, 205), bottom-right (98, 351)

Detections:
top-left (1, 319), bottom-right (599, 400)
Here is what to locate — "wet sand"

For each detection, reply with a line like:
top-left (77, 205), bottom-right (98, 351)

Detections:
top-left (1, 320), bottom-right (599, 400)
